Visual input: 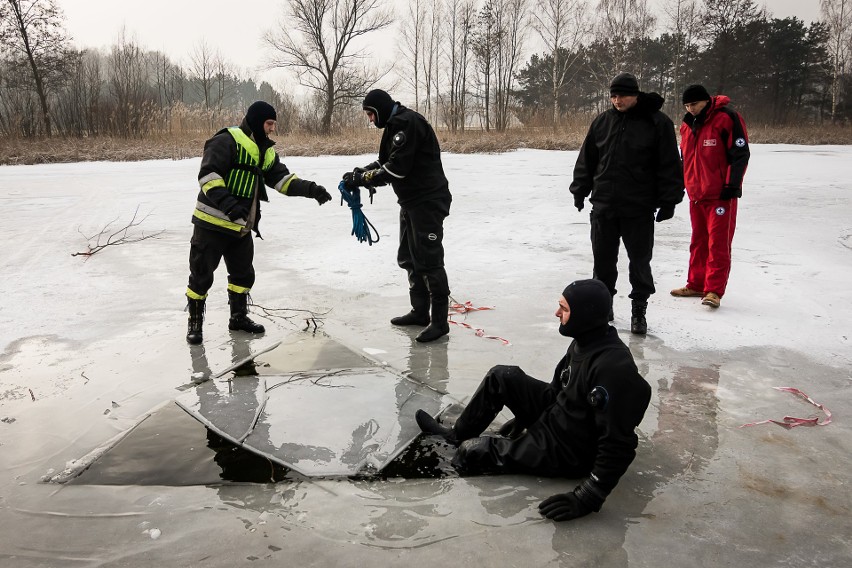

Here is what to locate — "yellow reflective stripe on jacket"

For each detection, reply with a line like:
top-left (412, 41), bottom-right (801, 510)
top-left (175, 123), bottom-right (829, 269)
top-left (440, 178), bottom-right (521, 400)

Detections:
top-left (228, 128), bottom-right (260, 163)
top-left (200, 172), bottom-right (226, 194)
top-left (227, 127), bottom-right (276, 171)
top-left (276, 173), bottom-right (298, 194)
top-left (224, 128), bottom-right (277, 198)
top-left (262, 146), bottom-right (275, 170)
top-left (192, 209), bottom-right (244, 232)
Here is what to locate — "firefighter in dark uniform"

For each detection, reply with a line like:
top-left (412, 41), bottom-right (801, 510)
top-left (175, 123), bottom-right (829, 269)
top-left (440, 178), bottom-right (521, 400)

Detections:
top-left (185, 101), bottom-right (332, 344)
top-left (342, 89), bottom-right (452, 343)
top-left (416, 279), bottom-right (652, 521)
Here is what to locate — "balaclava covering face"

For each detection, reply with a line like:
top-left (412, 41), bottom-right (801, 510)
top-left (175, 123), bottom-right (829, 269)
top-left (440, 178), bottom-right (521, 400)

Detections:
top-left (558, 279), bottom-right (612, 339)
top-left (362, 89), bottom-right (396, 129)
top-left (244, 101), bottom-right (277, 147)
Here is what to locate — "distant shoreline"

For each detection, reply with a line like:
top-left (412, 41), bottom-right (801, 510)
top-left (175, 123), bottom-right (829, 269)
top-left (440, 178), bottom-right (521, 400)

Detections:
top-left (2, 126), bottom-right (851, 166)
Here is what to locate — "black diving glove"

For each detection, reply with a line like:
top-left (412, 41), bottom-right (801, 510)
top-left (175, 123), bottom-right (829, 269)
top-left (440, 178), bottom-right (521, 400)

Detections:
top-left (497, 418), bottom-right (525, 439)
top-left (539, 478), bottom-right (606, 522)
top-left (342, 170), bottom-right (364, 190)
top-left (538, 491), bottom-right (593, 522)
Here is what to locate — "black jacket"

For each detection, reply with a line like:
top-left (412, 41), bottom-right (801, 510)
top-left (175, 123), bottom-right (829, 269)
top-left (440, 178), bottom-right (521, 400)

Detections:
top-left (570, 92), bottom-right (684, 217)
top-left (376, 105), bottom-right (451, 207)
top-left (543, 326), bottom-right (651, 497)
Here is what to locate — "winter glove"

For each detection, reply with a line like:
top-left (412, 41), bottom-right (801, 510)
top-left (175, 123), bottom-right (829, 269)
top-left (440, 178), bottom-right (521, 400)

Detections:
top-left (573, 195), bottom-right (585, 212)
top-left (497, 418), bottom-right (525, 440)
top-left (538, 491), bottom-right (593, 522)
top-left (342, 170), bottom-right (364, 190)
top-left (287, 178), bottom-right (329, 204)
top-left (354, 161), bottom-right (380, 174)
top-left (655, 205), bottom-right (675, 223)
top-left (539, 478), bottom-right (605, 522)
top-left (223, 200), bottom-right (250, 221)
top-left (309, 183), bottom-right (332, 205)
top-left (719, 184), bottom-right (741, 200)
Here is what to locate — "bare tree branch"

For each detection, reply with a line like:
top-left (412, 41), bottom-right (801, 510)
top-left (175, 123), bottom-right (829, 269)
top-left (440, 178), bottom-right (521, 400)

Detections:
top-left (72, 206), bottom-right (163, 258)
top-left (263, 0), bottom-right (393, 134)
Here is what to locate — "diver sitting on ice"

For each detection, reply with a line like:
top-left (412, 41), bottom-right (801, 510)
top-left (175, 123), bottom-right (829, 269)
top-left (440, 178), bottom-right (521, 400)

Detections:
top-left (415, 279), bottom-right (651, 522)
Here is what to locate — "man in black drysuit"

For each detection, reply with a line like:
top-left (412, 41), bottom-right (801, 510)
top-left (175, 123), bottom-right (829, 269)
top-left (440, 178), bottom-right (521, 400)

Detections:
top-left (570, 72), bottom-right (684, 335)
top-left (415, 279), bottom-right (651, 521)
top-left (342, 89), bottom-right (452, 343)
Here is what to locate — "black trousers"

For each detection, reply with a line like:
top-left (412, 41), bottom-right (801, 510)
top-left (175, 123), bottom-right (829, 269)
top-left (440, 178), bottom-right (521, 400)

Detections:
top-left (187, 225), bottom-right (255, 297)
top-left (453, 365), bottom-right (590, 477)
top-left (397, 197), bottom-right (451, 301)
top-left (590, 211), bottom-right (656, 302)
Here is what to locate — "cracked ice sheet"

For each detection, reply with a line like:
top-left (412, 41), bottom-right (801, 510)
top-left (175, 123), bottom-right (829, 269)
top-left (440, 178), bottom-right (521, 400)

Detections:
top-left (175, 333), bottom-right (447, 476)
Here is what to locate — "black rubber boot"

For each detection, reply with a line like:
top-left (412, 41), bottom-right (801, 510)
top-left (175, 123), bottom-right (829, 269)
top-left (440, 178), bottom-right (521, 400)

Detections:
top-left (416, 299), bottom-right (450, 342)
top-left (391, 292), bottom-right (430, 326)
top-left (415, 409), bottom-right (459, 445)
top-left (630, 300), bottom-right (648, 335)
top-left (228, 291), bottom-right (265, 334)
top-left (186, 298), bottom-right (205, 344)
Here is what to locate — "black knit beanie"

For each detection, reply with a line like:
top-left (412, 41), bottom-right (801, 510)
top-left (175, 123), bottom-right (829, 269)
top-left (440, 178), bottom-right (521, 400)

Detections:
top-left (682, 84), bottom-right (711, 104)
top-left (363, 89), bottom-right (396, 129)
top-left (609, 73), bottom-right (639, 96)
top-left (245, 101), bottom-right (277, 142)
top-left (558, 279), bottom-right (612, 339)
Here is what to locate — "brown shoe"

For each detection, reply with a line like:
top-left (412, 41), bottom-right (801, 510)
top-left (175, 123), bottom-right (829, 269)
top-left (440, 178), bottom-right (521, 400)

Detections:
top-left (671, 286), bottom-right (703, 297)
top-left (701, 292), bottom-right (721, 308)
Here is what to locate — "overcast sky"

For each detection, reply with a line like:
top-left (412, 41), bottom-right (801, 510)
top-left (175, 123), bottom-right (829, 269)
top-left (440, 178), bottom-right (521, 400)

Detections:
top-left (58, 0), bottom-right (824, 91)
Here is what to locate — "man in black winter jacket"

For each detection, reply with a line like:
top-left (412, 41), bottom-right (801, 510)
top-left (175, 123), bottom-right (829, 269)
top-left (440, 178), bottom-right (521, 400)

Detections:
top-left (415, 279), bottom-right (651, 522)
top-left (185, 101), bottom-right (332, 345)
top-left (570, 73), bottom-right (684, 335)
top-left (342, 89), bottom-right (453, 343)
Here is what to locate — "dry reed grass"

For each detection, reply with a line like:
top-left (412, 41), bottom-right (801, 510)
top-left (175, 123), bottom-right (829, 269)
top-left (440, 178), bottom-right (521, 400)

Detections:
top-left (1, 123), bottom-right (850, 166)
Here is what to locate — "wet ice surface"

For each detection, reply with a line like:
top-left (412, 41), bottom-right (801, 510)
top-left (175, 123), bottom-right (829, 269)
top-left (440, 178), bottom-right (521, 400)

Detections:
top-left (174, 334), bottom-right (448, 476)
top-left (1, 147), bottom-right (851, 566)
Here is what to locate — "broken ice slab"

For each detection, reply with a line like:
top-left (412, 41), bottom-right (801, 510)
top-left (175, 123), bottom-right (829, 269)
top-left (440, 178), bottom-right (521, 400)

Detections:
top-left (175, 332), bottom-right (447, 477)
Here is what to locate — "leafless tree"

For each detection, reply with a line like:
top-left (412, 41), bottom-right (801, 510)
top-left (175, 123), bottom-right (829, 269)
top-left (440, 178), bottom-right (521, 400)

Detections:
top-left (593, 0), bottom-right (656, 81)
top-left (107, 28), bottom-right (153, 138)
top-left (421, 2), bottom-right (443, 123)
top-left (492, 0), bottom-right (530, 132)
top-left (399, 0), bottom-right (426, 111)
top-left (472, 0), bottom-right (502, 130)
top-left (440, 0), bottom-right (475, 131)
top-left (264, 0), bottom-right (393, 135)
top-left (662, 0), bottom-right (701, 114)
top-left (821, 0), bottom-right (852, 121)
top-left (531, 0), bottom-right (591, 129)
top-left (0, 0), bottom-right (71, 136)
top-left (189, 40), bottom-right (217, 111)
top-left (151, 50), bottom-right (185, 109)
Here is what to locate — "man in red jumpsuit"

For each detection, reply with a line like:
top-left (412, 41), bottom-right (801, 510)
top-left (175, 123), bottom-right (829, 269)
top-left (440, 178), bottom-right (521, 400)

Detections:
top-left (672, 84), bottom-right (750, 309)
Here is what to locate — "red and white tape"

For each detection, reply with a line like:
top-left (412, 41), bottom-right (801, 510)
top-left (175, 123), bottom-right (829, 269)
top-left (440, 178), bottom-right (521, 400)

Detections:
top-left (740, 387), bottom-right (832, 429)
top-left (448, 301), bottom-right (510, 345)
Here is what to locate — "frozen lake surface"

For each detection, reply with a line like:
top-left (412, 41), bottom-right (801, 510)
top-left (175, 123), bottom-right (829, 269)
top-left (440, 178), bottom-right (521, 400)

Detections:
top-left (1, 146), bottom-right (850, 566)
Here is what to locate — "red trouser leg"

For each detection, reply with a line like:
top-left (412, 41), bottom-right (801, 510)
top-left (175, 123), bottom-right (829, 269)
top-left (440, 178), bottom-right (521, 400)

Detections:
top-left (687, 201), bottom-right (709, 292)
top-left (704, 198), bottom-right (737, 297)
